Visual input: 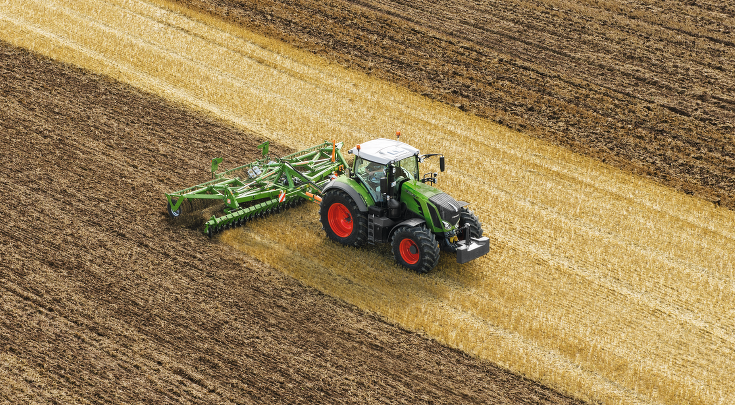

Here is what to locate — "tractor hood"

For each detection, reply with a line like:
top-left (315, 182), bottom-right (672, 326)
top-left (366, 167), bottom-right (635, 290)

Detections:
top-left (402, 180), bottom-right (443, 200)
top-left (429, 192), bottom-right (464, 226)
top-left (401, 180), bottom-right (467, 229)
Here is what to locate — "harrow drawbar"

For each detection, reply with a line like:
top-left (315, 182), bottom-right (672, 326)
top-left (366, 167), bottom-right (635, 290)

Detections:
top-left (165, 140), bottom-right (348, 237)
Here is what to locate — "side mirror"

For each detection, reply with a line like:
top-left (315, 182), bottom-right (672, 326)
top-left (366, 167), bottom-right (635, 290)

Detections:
top-left (380, 177), bottom-right (388, 193)
top-left (439, 156), bottom-right (446, 172)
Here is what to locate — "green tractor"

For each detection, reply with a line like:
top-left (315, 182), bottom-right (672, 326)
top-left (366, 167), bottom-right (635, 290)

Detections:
top-left (319, 138), bottom-right (489, 273)
top-left (164, 137), bottom-right (489, 273)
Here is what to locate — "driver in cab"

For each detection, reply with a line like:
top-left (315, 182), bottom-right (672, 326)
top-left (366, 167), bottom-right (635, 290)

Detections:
top-left (356, 159), bottom-right (386, 202)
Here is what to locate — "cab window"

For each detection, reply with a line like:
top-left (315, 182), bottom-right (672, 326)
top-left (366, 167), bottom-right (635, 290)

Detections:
top-left (393, 156), bottom-right (419, 182)
top-left (354, 157), bottom-right (385, 202)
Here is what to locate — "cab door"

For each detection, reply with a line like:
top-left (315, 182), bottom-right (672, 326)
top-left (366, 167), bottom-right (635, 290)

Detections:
top-left (353, 157), bottom-right (385, 203)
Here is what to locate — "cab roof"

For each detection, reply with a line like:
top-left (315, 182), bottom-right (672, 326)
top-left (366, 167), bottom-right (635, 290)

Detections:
top-left (348, 138), bottom-right (419, 165)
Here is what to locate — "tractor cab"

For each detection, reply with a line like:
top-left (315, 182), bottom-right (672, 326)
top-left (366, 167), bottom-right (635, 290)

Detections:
top-left (348, 138), bottom-right (420, 203)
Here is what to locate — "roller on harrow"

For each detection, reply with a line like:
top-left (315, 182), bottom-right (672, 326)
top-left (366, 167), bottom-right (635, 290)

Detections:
top-left (166, 136), bottom-right (489, 273)
top-left (165, 141), bottom-right (346, 237)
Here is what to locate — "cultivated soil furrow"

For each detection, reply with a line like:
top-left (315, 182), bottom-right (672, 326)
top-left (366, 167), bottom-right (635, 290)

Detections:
top-left (180, 0), bottom-right (735, 208)
top-left (0, 42), bottom-right (582, 404)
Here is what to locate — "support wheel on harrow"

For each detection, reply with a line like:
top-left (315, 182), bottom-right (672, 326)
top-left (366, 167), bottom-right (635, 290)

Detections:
top-left (167, 198), bottom-right (182, 218)
top-left (319, 189), bottom-right (367, 247)
top-left (391, 224), bottom-right (440, 274)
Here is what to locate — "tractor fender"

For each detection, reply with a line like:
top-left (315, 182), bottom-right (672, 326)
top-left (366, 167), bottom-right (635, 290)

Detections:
top-left (322, 179), bottom-right (369, 212)
top-left (389, 218), bottom-right (427, 241)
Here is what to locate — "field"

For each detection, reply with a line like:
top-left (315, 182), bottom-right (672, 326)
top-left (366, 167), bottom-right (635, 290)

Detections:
top-left (1, 0), bottom-right (734, 404)
top-left (182, 0), bottom-right (735, 209)
top-left (0, 42), bottom-right (575, 405)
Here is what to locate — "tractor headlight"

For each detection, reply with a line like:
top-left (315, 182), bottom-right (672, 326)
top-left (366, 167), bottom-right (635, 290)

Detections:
top-left (443, 221), bottom-right (452, 230)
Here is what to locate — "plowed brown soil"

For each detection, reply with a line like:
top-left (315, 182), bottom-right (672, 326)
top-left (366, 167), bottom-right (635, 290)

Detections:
top-left (180, 0), bottom-right (735, 209)
top-left (0, 42), bottom-right (583, 404)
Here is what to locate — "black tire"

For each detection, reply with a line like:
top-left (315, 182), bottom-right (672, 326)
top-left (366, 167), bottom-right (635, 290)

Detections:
top-left (319, 189), bottom-right (368, 247)
top-left (441, 207), bottom-right (483, 252)
top-left (391, 224), bottom-right (440, 274)
top-left (167, 198), bottom-right (182, 218)
top-left (458, 207), bottom-right (483, 241)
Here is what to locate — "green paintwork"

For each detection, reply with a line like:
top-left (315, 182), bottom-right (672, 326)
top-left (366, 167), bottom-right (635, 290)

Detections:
top-left (165, 141), bottom-right (348, 235)
top-left (257, 141), bottom-right (269, 158)
top-left (401, 180), bottom-right (443, 200)
top-left (210, 157), bottom-right (223, 177)
top-left (332, 175), bottom-right (375, 207)
top-left (400, 180), bottom-right (448, 232)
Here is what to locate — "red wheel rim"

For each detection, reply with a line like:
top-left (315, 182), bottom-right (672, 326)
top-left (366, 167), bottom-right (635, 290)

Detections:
top-left (328, 203), bottom-right (353, 238)
top-left (399, 238), bottom-right (420, 265)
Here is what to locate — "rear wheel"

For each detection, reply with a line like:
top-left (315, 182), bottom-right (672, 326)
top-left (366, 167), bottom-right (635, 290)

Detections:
top-left (319, 189), bottom-right (367, 247)
top-left (391, 224), bottom-right (440, 274)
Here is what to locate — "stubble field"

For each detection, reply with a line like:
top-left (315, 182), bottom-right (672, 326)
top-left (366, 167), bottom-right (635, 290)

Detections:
top-left (1, 0), bottom-right (733, 404)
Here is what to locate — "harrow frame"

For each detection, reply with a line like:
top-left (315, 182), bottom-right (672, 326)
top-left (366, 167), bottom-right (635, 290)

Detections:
top-left (165, 141), bottom-right (348, 236)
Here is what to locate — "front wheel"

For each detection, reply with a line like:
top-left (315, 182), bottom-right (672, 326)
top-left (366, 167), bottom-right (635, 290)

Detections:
top-left (442, 207), bottom-right (484, 253)
top-left (457, 207), bottom-right (484, 241)
top-left (391, 225), bottom-right (440, 274)
top-left (319, 189), bottom-right (368, 247)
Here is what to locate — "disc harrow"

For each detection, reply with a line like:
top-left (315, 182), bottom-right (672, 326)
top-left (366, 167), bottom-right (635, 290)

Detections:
top-left (165, 141), bottom-right (348, 236)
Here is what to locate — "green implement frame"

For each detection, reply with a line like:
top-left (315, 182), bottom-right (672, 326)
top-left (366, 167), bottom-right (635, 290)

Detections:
top-left (165, 141), bottom-right (348, 237)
